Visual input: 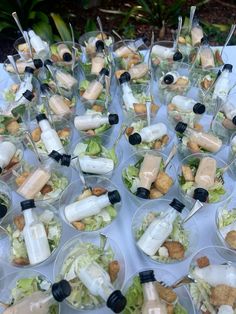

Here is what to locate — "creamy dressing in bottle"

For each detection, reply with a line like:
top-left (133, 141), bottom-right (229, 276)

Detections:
top-left (3, 280), bottom-right (71, 314)
top-left (139, 270), bottom-right (167, 314)
top-left (213, 64), bottom-right (233, 101)
top-left (57, 43), bottom-right (72, 61)
top-left (151, 45), bottom-right (174, 59)
top-left (36, 113), bottom-right (65, 154)
top-left (78, 155), bottom-right (114, 174)
top-left (171, 95), bottom-right (205, 114)
top-left (195, 157), bottom-right (216, 189)
top-left (137, 154), bottom-right (162, 199)
top-left (82, 68), bottom-right (109, 100)
top-left (91, 40), bottom-right (105, 75)
top-left (21, 199), bottom-right (50, 264)
top-left (49, 95), bottom-right (71, 115)
top-left (119, 72), bottom-right (139, 110)
top-left (55, 71), bottom-right (78, 90)
top-left (175, 122), bottom-right (222, 153)
top-left (129, 123), bottom-right (167, 145)
top-left (0, 141), bottom-right (16, 173)
top-left (28, 30), bottom-right (49, 59)
top-left (64, 190), bottom-right (120, 222)
top-left (191, 19), bottom-right (204, 46)
top-left (162, 71), bottom-right (180, 85)
top-left (223, 100), bottom-right (236, 125)
top-left (200, 37), bottom-right (215, 68)
top-left (74, 113), bottom-right (118, 131)
top-left (129, 63), bottom-right (148, 80)
top-left (15, 67), bottom-right (34, 101)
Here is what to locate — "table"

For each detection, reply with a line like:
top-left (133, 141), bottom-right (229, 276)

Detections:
top-left (1, 45), bottom-right (236, 313)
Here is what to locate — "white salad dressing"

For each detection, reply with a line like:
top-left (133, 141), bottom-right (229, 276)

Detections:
top-left (213, 64), bottom-right (233, 101)
top-left (15, 67), bottom-right (34, 101)
top-left (223, 100), bottom-right (236, 125)
top-left (82, 68), bottom-right (108, 101)
top-left (48, 95), bottom-right (71, 116)
top-left (151, 45), bottom-right (175, 59)
top-left (119, 72), bottom-right (139, 110)
top-left (0, 141), bottom-right (16, 173)
top-left (172, 95), bottom-right (201, 112)
top-left (78, 155), bottom-right (114, 174)
top-left (28, 30), bottom-right (49, 60)
top-left (74, 114), bottom-right (109, 131)
top-left (129, 123), bottom-right (167, 145)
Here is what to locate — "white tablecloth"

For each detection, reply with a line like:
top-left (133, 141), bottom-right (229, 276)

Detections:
top-left (1, 45), bottom-right (236, 313)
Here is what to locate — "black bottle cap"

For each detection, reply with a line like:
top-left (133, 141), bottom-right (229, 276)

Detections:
top-left (108, 114), bottom-right (119, 125)
top-left (201, 36), bottom-right (209, 45)
top-left (33, 59), bottom-right (43, 69)
top-left (108, 190), bottom-right (121, 204)
top-left (193, 103), bottom-right (206, 114)
top-left (63, 52), bottom-right (72, 62)
top-left (23, 90), bottom-right (34, 101)
top-left (0, 167), bottom-right (2, 174)
top-left (173, 51), bottom-right (183, 61)
top-left (44, 59), bottom-right (53, 67)
top-left (232, 116), bottom-right (236, 126)
top-left (169, 198), bottom-right (185, 213)
top-left (193, 188), bottom-right (209, 202)
top-left (48, 150), bottom-right (62, 163)
top-left (21, 199), bottom-right (36, 211)
top-left (163, 74), bottom-right (174, 84)
top-left (0, 204), bottom-right (8, 219)
top-left (223, 64), bottom-right (233, 73)
top-left (52, 280), bottom-right (71, 302)
top-left (136, 187), bottom-right (150, 199)
top-left (96, 40), bottom-right (105, 52)
top-left (106, 290), bottom-right (127, 313)
top-left (61, 154), bottom-right (71, 167)
top-left (36, 113), bottom-right (47, 123)
top-left (139, 270), bottom-right (156, 284)
top-left (24, 66), bottom-right (34, 74)
top-left (99, 68), bottom-right (109, 76)
top-left (40, 83), bottom-right (50, 93)
top-left (175, 122), bottom-right (187, 134)
top-left (119, 72), bottom-right (131, 84)
top-left (129, 133), bottom-right (142, 145)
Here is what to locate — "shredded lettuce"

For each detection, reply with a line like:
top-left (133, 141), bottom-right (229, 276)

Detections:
top-left (218, 208), bottom-right (236, 228)
top-left (208, 182), bottom-right (225, 203)
top-left (122, 165), bottom-right (140, 191)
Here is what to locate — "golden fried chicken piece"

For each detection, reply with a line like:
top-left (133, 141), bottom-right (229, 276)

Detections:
top-left (210, 284), bottom-right (236, 307)
top-left (156, 283), bottom-right (177, 304)
top-left (163, 241), bottom-right (185, 260)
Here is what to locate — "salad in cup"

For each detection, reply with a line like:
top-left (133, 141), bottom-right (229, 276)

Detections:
top-left (122, 150), bottom-right (175, 201)
top-left (53, 233), bottom-right (126, 312)
top-left (59, 176), bottom-right (121, 231)
top-left (189, 246), bottom-right (236, 314)
top-left (132, 198), bottom-right (198, 263)
top-left (123, 268), bottom-right (195, 314)
top-left (178, 153), bottom-right (233, 204)
top-left (1, 201), bottom-right (62, 267)
top-left (0, 271), bottom-right (60, 314)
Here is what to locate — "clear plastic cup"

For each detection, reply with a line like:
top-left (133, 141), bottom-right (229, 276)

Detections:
top-left (215, 198), bottom-right (236, 252)
top-left (12, 153), bottom-right (72, 204)
top-left (59, 175), bottom-right (122, 232)
top-left (121, 149), bottom-right (177, 205)
top-left (131, 198), bottom-right (198, 264)
top-left (70, 134), bottom-right (122, 177)
top-left (189, 245), bottom-right (236, 313)
top-left (50, 41), bottom-right (81, 69)
top-left (0, 180), bottom-right (12, 223)
top-left (0, 270), bottom-right (60, 313)
top-left (23, 115), bottom-right (74, 155)
top-left (0, 201), bottom-right (62, 268)
top-left (178, 153), bottom-right (234, 208)
top-left (122, 267), bottom-right (195, 314)
top-left (53, 233), bottom-right (125, 311)
top-left (0, 135), bottom-right (24, 183)
top-left (124, 114), bottom-right (174, 153)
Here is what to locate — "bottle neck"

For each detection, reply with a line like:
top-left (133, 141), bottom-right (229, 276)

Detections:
top-left (121, 82), bottom-right (131, 93)
top-left (142, 282), bottom-right (160, 302)
top-left (39, 119), bottom-right (52, 132)
top-left (23, 208), bottom-right (37, 225)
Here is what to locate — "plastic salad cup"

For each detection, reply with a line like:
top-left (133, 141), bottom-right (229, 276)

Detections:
top-left (0, 201), bottom-right (62, 268)
top-left (178, 153), bottom-right (234, 207)
top-left (215, 198), bottom-right (236, 251)
top-left (59, 175), bottom-right (122, 232)
top-left (53, 233), bottom-right (125, 311)
top-left (122, 267), bottom-right (195, 314)
top-left (131, 199), bottom-right (198, 264)
top-left (124, 114), bottom-right (174, 153)
top-left (112, 39), bottom-right (150, 84)
top-left (12, 153), bottom-right (72, 204)
top-left (3, 54), bottom-right (29, 82)
top-left (71, 134), bottom-right (122, 177)
top-left (122, 150), bottom-right (176, 205)
top-left (0, 270), bottom-right (60, 314)
top-left (23, 115), bottom-right (73, 155)
top-left (50, 41), bottom-right (81, 69)
top-left (188, 246), bottom-right (236, 313)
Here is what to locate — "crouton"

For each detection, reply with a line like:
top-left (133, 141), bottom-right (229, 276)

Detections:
top-left (31, 127), bottom-right (41, 142)
top-left (153, 140), bottom-right (162, 150)
top-left (225, 230), bottom-right (236, 249)
top-left (6, 121), bottom-right (20, 135)
top-left (13, 214), bottom-right (25, 231)
top-left (196, 256), bottom-right (210, 268)
top-left (72, 221), bottom-right (85, 230)
top-left (161, 135), bottom-right (169, 145)
top-left (187, 140), bottom-right (201, 153)
top-left (125, 127), bottom-right (134, 136)
top-left (163, 241), bottom-right (185, 260)
top-left (168, 103), bottom-right (176, 111)
top-left (92, 187), bottom-right (107, 196)
top-left (13, 257), bottom-right (29, 266)
top-left (77, 189), bottom-right (92, 201)
top-left (108, 260), bottom-right (120, 282)
top-left (115, 70), bottom-right (126, 79)
top-left (156, 283), bottom-right (177, 304)
top-left (182, 165), bottom-right (194, 182)
top-left (154, 172), bottom-right (173, 194)
top-left (41, 184), bottom-right (53, 195)
top-left (150, 188), bottom-right (163, 199)
top-left (210, 284), bottom-right (236, 307)
top-left (57, 128), bottom-right (70, 139)
top-left (15, 172), bottom-right (30, 186)
top-left (194, 123), bottom-right (203, 131)
top-left (92, 104), bottom-right (104, 112)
